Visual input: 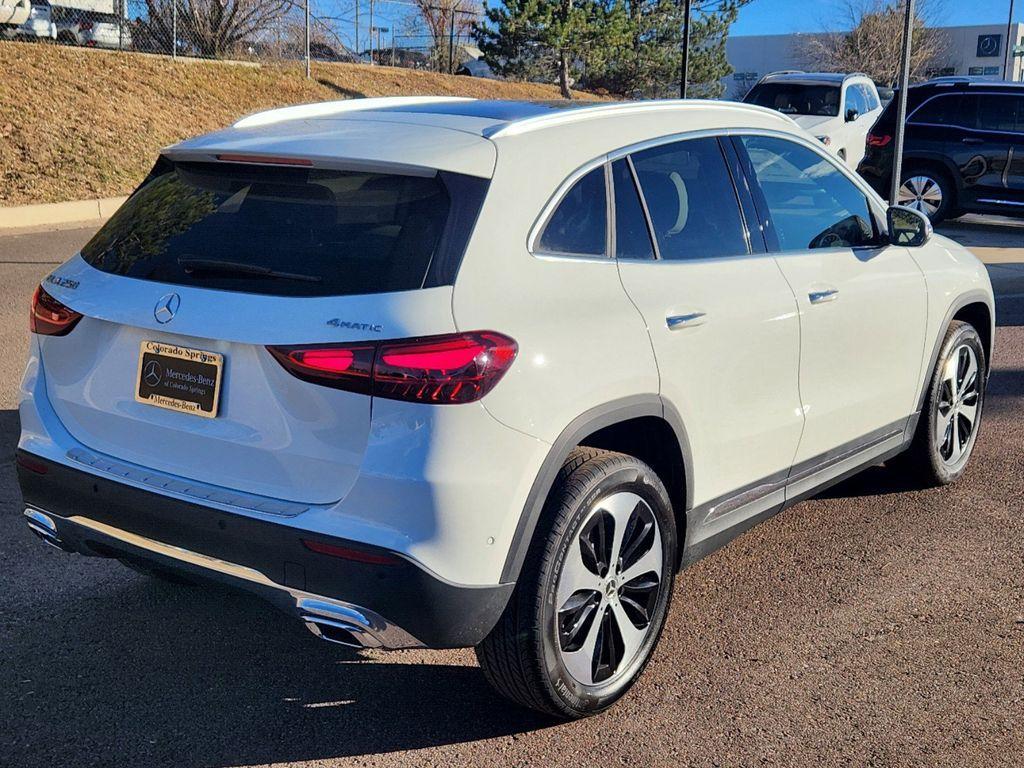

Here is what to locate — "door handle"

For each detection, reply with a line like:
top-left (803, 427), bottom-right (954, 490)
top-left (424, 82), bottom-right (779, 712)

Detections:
top-left (808, 288), bottom-right (839, 305)
top-left (666, 312), bottom-right (707, 330)
top-left (962, 137), bottom-right (984, 145)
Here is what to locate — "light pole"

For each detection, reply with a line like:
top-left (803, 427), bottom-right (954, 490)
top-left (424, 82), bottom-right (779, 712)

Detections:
top-left (889, 0), bottom-right (916, 206)
top-left (304, 0), bottom-right (311, 78)
top-left (1004, 0), bottom-right (1017, 80)
top-left (680, 0), bottom-right (691, 98)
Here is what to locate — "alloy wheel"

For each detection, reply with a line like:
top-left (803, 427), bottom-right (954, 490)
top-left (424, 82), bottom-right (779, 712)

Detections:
top-left (898, 175), bottom-right (943, 217)
top-left (935, 343), bottom-right (981, 465)
top-left (555, 491), bottom-right (663, 686)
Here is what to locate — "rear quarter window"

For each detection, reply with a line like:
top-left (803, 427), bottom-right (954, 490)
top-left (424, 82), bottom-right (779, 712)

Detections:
top-left (80, 160), bottom-right (488, 297)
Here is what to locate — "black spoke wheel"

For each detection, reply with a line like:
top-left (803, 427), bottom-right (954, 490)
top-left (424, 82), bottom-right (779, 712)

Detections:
top-left (554, 492), bottom-right (664, 686)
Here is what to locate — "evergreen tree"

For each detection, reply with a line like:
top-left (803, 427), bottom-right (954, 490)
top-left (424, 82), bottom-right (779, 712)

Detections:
top-left (477, 0), bottom-right (749, 99)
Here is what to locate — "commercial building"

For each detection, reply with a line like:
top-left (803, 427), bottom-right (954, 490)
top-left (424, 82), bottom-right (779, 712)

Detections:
top-left (724, 23), bottom-right (1024, 96)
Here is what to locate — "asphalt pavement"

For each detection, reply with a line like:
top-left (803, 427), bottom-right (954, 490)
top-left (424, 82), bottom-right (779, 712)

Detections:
top-left (1, 221), bottom-right (1022, 767)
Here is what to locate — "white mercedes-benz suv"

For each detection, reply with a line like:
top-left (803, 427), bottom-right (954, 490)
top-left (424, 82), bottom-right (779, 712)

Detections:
top-left (18, 97), bottom-right (994, 718)
top-left (743, 72), bottom-right (884, 169)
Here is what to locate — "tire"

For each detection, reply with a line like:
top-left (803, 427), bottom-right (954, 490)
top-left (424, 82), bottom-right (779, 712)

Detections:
top-left (893, 320), bottom-right (986, 485)
top-left (476, 448), bottom-right (677, 718)
top-left (898, 167), bottom-right (955, 224)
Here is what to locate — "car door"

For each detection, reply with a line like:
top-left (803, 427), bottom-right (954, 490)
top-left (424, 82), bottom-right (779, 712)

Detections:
top-left (838, 83), bottom-right (868, 166)
top-left (732, 133), bottom-right (927, 475)
top-left (614, 136), bottom-right (805, 534)
top-left (846, 84), bottom-right (881, 169)
top-left (999, 94), bottom-right (1024, 204)
top-left (943, 93), bottom-right (1012, 206)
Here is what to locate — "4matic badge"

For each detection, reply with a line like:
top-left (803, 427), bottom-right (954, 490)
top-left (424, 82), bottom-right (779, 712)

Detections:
top-left (326, 319), bottom-right (383, 332)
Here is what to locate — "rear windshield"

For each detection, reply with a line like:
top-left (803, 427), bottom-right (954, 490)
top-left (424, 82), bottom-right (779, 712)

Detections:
top-left (745, 83), bottom-right (841, 117)
top-left (81, 159), bottom-right (487, 297)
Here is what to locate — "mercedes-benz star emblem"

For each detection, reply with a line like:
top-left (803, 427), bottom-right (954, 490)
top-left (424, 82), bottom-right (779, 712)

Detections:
top-left (154, 293), bottom-right (180, 324)
top-left (143, 360), bottom-right (163, 387)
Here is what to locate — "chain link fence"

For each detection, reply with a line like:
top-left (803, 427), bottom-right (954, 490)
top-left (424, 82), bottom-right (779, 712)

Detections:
top-left (4, 0), bottom-right (483, 74)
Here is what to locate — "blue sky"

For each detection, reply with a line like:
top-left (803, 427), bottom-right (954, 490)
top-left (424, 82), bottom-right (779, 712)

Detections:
top-left (732, 0), bottom-right (1021, 36)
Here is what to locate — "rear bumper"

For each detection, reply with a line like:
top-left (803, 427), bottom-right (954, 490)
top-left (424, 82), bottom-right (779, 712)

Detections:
top-left (17, 451), bottom-right (513, 649)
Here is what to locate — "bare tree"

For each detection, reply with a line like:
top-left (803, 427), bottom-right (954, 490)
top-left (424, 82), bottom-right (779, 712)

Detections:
top-left (141, 0), bottom-right (293, 58)
top-left (801, 0), bottom-right (948, 84)
top-left (409, 0), bottom-right (482, 71)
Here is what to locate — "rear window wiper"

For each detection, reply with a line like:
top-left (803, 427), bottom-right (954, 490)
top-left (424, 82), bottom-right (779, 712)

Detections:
top-left (177, 257), bottom-right (322, 283)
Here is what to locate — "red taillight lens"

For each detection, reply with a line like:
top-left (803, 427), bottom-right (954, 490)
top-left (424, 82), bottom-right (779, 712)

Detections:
top-left (266, 344), bottom-right (374, 394)
top-left (867, 133), bottom-right (892, 147)
top-left (267, 331), bottom-right (517, 404)
top-left (30, 286), bottom-right (82, 336)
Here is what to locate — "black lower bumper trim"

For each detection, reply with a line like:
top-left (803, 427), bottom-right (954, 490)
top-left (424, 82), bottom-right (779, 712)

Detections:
top-left (17, 451), bottom-right (513, 649)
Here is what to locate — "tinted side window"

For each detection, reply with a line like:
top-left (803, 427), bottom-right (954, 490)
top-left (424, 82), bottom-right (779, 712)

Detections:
top-left (611, 159), bottom-right (655, 260)
top-left (861, 84), bottom-right (880, 111)
top-left (739, 136), bottom-right (877, 251)
top-left (538, 167), bottom-right (607, 256)
top-left (976, 94), bottom-right (1024, 133)
top-left (909, 94), bottom-right (964, 126)
top-left (630, 138), bottom-right (747, 261)
top-left (845, 85), bottom-right (866, 117)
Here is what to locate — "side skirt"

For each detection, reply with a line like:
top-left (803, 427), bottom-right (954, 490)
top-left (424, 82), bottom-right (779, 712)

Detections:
top-left (679, 414), bottom-right (918, 568)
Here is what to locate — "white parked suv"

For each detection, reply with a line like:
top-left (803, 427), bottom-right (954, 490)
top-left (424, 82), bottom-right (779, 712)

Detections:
top-left (743, 71), bottom-right (884, 168)
top-left (18, 97), bottom-right (994, 718)
top-left (1, 0), bottom-right (55, 41)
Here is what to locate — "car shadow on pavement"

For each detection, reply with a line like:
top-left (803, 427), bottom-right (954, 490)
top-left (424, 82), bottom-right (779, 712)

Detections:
top-left (4, 575), bottom-right (556, 767)
top-left (1, 407), bottom-right (556, 767)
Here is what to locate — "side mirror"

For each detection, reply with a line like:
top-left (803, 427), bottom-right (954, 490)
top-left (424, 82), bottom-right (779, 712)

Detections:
top-left (845, 108), bottom-right (860, 122)
top-left (887, 205), bottom-right (932, 247)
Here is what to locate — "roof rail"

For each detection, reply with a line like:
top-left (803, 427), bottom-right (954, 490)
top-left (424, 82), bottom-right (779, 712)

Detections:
top-left (233, 96), bottom-right (475, 129)
top-left (764, 70), bottom-right (805, 77)
top-left (485, 99), bottom-right (797, 139)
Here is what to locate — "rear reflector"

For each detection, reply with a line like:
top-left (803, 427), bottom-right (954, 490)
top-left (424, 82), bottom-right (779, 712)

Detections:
top-left (16, 454), bottom-right (49, 475)
top-left (268, 331), bottom-right (517, 404)
top-left (302, 539), bottom-right (402, 566)
top-left (216, 154), bottom-right (314, 167)
top-left (30, 285), bottom-right (83, 337)
top-left (866, 133), bottom-right (892, 147)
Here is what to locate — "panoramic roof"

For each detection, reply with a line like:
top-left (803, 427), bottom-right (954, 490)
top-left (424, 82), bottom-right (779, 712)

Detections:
top-left (371, 99), bottom-right (607, 121)
top-left (762, 72), bottom-right (848, 84)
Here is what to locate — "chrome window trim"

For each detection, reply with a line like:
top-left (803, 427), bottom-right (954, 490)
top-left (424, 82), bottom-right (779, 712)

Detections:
top-left (528, 156), bottom-right (613, 261)
top-left (531, 126), bottom-right (890, 264)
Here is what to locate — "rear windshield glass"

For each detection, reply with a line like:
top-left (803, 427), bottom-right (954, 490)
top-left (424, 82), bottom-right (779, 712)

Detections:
top-left (81, 159), bottom-right (486, 297)
top-left (745, 83), bottom-right (841, 117)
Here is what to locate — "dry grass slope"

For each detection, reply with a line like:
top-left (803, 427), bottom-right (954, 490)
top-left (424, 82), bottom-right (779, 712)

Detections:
top-left (0, 42), bottom-right (599, 206)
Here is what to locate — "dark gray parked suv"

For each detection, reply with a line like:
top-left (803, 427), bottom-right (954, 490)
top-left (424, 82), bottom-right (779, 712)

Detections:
top-left (858, 78), bottom-right (1024, 222)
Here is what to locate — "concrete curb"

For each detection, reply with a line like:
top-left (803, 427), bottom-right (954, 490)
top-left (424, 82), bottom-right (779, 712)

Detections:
top-left (0, 197), bottom-right (127, 231)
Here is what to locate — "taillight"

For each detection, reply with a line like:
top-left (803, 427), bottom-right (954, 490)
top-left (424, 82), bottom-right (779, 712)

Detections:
top-left (268, 331), bottom-right (517, 404)
top-left (266, 344), bottom-right (375, 394)
top-left (867, 133), bottom-right (892, 147)
top-left (30, 286), bottom-right (82, 336)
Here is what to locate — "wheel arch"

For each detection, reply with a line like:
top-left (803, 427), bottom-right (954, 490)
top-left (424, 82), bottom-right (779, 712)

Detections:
top-left (499, 396), bottom-right (693, 583)
top-left (917, 291), bottom-right (995, 413)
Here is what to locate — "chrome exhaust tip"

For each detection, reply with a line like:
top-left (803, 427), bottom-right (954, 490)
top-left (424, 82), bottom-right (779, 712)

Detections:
top-left (24, 508), bottom-right (71, 551)
top-left (298, 598), bottom-right (385, 649)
